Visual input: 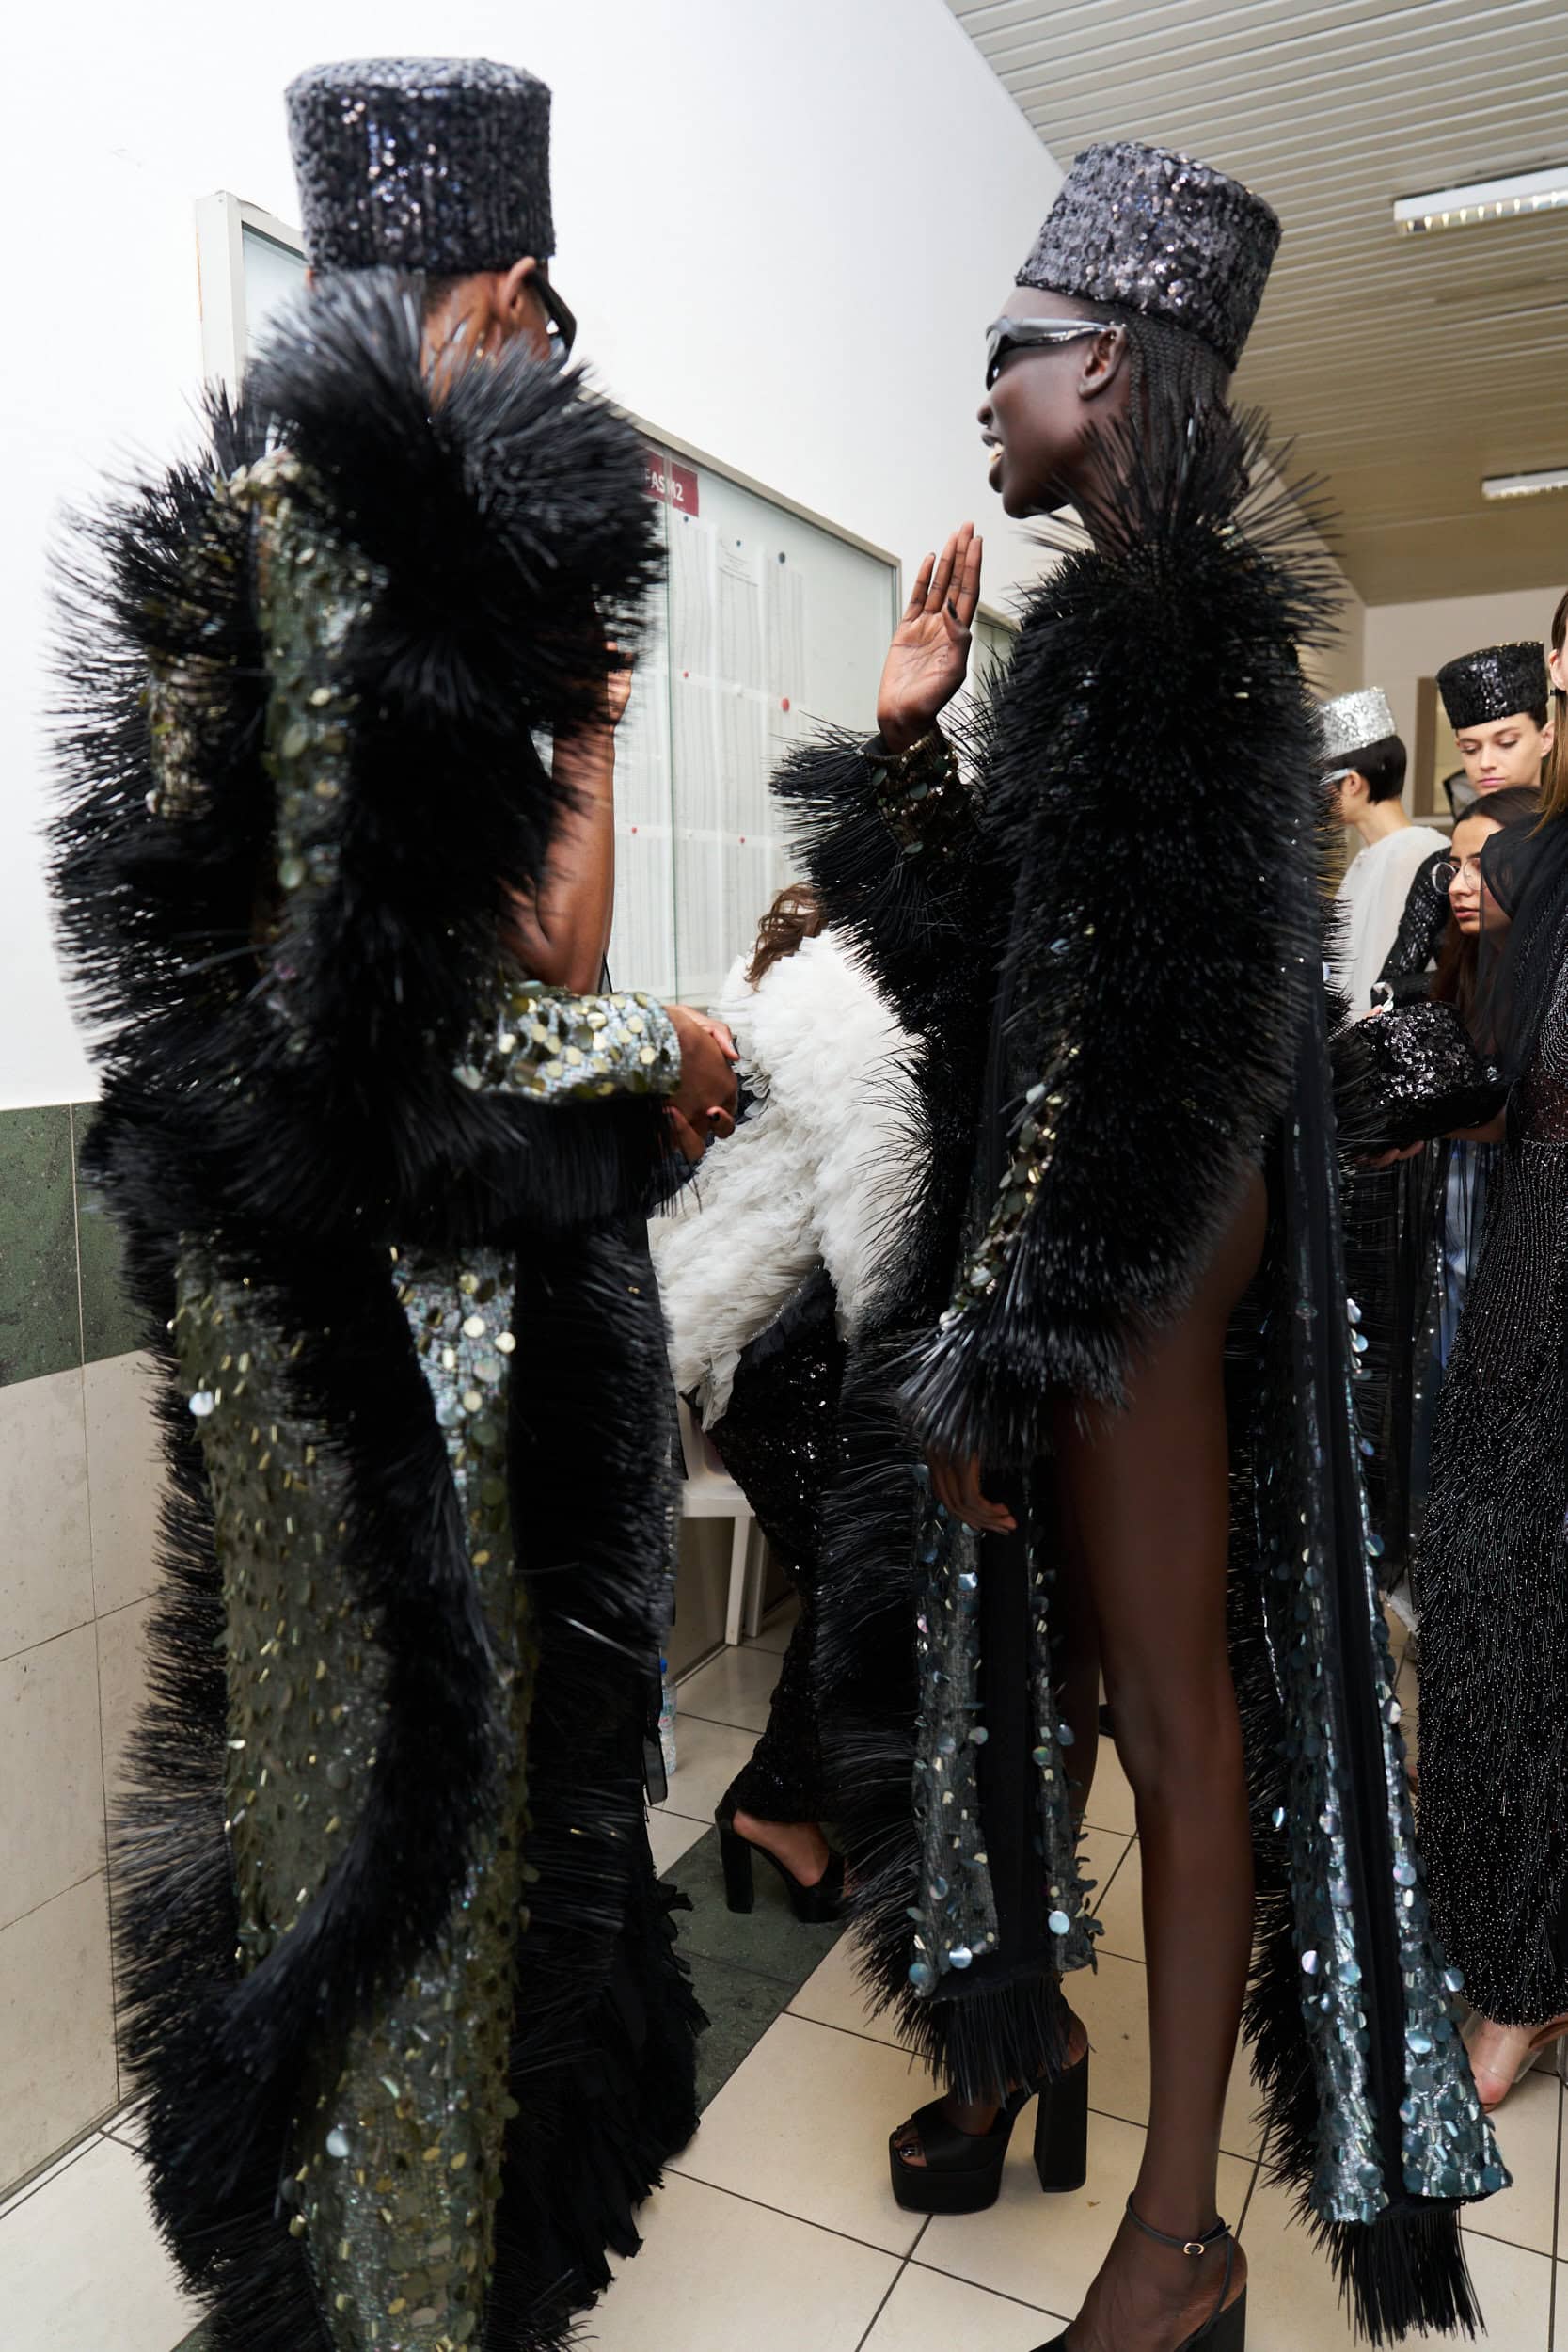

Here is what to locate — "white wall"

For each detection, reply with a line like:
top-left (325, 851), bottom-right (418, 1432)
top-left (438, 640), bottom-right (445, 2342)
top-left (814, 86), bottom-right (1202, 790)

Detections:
top-left (1364, 584), bottom-right (1566, 758)
top-left (3, 0), bottom-right (1066, 1110)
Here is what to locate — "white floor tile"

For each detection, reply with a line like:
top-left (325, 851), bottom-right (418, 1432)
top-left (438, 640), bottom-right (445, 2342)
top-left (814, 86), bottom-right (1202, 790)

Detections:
top-left (744, 1596), bottom-right (800, 1658)
top-left (1243, 2169), bottom-right (1552, 2351)
top-left (1454, 2237), bottom-right (1549, 2352)
top-left (1088, 1833), bottom-right (1142, 1962)
top-left (867, 2260), bottom-right (1066, 2348)
top-left (1070, 1951), bottom-right (1262, 2162)
top-left (919, 2108), bottom-right (1252, 2315)
top-left (0, 1875), bottom-right (119, 2185)
top-left (587, 2170), bottom-right (897, 2352)
top-left (96, 1595), bottom-right (155, 1806)
top-left (678, 1643), bottom-right (781, 1736)
top-left (1463, 2061), bottom-right (1558, 2255)
top-left (0, 2132), bottom-right (102, 2224)
top-left (1083, 1742), bottom-right (1137, 1836)
top-left (657, 1714), bottom-right (757, 1823)
top-left (83, 1354), bottom-right (164, 1618)
top-left (0, 1368), bottom-right (93, 1663)
top-left (1080, 1825), bottom-right (1132, 1917)
top-left (672, 2010), bottom-right (928, 2255)
top-left (0, 1626), bottom-right (106, 1930)
top-left (788, 1928), bottom-right (918, 2053)
top-left (648, 1806), bottom-right (708, 1876)
top-left (0, 2132), bottom-right (201, 2352)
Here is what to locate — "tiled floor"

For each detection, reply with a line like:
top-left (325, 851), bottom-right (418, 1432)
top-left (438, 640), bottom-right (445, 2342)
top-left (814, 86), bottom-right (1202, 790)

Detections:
top-left (7, 1602), bottom-right (1561, 2349)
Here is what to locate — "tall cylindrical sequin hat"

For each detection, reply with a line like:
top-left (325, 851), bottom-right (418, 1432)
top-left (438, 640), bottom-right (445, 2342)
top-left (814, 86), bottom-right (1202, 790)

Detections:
top-left (286, 57), bottom-right (554, 275)
top-left (1016, 140), bottom-right (1281, 370)
top-left (1319, 687), bottom-right (1400, 768)
top-left (1436, 643), bottom-right (1549, 731)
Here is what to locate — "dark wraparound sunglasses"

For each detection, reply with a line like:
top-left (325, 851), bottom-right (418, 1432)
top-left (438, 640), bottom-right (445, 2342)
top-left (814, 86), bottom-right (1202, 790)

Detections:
top-left (534, 269), bottom-right (578, 362)
top-left (984, 315), bottom-right (1116, 390)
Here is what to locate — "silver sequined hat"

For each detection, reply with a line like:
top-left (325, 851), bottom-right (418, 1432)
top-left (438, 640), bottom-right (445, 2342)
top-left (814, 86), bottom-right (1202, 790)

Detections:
top-left (1017, 141), bottom-right (1281, 371)
top-left (286, 58), bottom-right (554, 276)
top-left (1436, 642), bottom-right (1549, 732)
top-left (1319, 688), bottom-right (1399, 769)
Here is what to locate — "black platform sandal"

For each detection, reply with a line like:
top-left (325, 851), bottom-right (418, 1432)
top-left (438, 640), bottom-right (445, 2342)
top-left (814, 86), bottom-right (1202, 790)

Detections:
top-left (714, 1794), bottom-right (847, 1923)
top-left (1034, 2196), bottom-right (1245, 2350)
top-left (889, 2047), bottom-right (1089, 2216)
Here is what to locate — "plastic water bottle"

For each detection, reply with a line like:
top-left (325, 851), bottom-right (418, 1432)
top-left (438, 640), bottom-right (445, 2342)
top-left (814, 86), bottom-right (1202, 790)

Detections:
top-left (658, 1656), bottom-right (677, 1780)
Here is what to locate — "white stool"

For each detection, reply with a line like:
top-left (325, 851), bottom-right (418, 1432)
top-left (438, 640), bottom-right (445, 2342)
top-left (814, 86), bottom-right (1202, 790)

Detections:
top-left (676, 1399), bottom-right (762, 1646)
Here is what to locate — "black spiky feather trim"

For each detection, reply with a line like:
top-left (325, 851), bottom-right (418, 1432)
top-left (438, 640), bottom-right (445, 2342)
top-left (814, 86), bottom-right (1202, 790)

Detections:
top-left (52, 275), bottom-right (696, 2351)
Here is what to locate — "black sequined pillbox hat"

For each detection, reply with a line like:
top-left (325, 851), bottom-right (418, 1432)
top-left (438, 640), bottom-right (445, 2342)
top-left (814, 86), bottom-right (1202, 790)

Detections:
top-left (1017, 140), bottom-right (1281, 371)
top-left (1436, 642), bottom-right (1550, 731)
top-left (286, 57), bottom-right (554, 276)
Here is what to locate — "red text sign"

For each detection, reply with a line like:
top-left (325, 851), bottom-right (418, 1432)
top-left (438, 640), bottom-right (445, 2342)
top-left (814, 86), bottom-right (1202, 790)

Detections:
top-left (643, 448), bottom-right (700, 517)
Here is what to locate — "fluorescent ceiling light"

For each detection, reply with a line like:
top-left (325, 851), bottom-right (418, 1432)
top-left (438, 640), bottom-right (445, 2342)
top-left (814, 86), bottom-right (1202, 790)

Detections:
top-left (1394, 165), bottom-right (1568, 235)
top-left (1481, 467), bottom-right (1568, 501)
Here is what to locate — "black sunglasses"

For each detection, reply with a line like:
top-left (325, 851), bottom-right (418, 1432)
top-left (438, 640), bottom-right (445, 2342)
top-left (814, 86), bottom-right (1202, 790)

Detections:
top-left (984, 315), bottom-right (1115, 391)
top-left (533, 269), bottom-right (578, 362)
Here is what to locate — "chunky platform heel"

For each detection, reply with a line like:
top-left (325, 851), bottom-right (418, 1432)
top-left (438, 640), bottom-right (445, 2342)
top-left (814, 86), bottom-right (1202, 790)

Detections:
top-left (714, 1795), bottom-right (847, 1923)
top-left (890, 2049), bottom-right (1089, 2217)
top-left (1034, 2047), bottom-right (1089, 2193)
top-left (889, 2085), bottom-right (1034, 2215)
top-left (1033, 2197), bottom-right (1245, 2350)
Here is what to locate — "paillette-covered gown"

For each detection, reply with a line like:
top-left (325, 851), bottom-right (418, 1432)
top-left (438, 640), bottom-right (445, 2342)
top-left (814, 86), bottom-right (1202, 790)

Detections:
top-left (775, 415), bottom-right (1504, 2338)
top-left (51, 276), bottom-right (700, 2352)
top-left (1419, 925), bottom-right (1568, 2025)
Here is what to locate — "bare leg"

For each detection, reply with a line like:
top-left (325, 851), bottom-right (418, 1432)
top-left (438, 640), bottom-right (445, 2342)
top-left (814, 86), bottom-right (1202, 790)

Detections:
top-left (1053, 1168), bottom-right (1264, 2348)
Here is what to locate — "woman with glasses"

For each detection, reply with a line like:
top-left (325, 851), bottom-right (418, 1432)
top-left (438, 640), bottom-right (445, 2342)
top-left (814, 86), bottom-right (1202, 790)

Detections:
top-left (775, 142), bottom-right (1497, 2352)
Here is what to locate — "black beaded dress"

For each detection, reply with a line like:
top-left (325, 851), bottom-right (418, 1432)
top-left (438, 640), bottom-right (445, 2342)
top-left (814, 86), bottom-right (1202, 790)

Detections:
top-left (776, 412), bottom-right (1504, 2336)
top-left (50, 277), bottom-right (702, 2352)
top-left (1418, 939), bottom-right (1568, 2023)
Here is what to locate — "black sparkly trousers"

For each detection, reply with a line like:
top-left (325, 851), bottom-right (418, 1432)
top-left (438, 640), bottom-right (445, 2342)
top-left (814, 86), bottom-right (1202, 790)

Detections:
top-left (705, 1270), bottom-right (846, 1825)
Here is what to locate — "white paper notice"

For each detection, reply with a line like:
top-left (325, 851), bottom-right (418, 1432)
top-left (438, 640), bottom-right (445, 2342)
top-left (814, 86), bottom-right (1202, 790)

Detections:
top-left (666, 513), bottom-right (806, 1002)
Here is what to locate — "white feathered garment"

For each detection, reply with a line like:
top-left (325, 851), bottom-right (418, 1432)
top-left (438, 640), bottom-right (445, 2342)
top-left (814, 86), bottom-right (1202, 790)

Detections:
top-left (651, 930), bottom-right (919, 1423)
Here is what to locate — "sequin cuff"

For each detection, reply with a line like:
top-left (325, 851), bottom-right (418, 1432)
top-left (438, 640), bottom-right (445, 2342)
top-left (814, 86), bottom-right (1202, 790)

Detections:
top-left (865, 727), bottom-right (975, 862)
top-left (459, 982), bottom-right (681, 1104)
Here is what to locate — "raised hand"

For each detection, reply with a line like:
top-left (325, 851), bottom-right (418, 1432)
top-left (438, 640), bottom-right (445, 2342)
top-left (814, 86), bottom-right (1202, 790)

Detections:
top-left (877, 524), bottom-right (984, 755)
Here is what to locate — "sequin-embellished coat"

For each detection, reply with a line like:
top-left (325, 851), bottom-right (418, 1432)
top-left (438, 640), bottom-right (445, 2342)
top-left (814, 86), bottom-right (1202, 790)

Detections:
top-left (775, 417), bottom-right (1504, 2342)
top-left (50, 274), bottom-right (700, 2352)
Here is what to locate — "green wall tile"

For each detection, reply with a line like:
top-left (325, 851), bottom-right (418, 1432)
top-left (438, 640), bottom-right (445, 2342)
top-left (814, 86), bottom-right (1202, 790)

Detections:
top-left (72, 1105), bottom-right (147, 1365)
top-left (0, 1105), bottom-right (81, 1388)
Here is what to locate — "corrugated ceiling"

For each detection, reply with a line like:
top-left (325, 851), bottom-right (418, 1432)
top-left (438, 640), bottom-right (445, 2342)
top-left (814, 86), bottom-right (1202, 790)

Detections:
top-left (944, 0), bottom-right (1568, 603)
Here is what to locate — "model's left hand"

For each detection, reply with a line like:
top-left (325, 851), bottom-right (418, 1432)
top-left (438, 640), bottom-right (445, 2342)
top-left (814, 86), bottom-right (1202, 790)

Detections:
top-left (927, 1448), bottom-right (1016, 1534)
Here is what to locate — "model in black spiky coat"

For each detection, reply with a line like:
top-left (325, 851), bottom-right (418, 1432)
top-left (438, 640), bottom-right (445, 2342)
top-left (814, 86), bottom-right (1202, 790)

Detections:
top-left (774, 141), bottom-right (1503, 2350)
top-left (48, 266), bottom-right (730, 2352)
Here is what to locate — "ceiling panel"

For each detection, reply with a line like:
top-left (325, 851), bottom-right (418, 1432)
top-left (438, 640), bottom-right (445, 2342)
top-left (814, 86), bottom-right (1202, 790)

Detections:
top-left (944, 0), bottom-right (1568, 602)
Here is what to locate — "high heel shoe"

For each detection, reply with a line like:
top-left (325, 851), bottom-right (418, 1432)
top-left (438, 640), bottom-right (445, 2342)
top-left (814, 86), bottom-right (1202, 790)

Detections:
top-left (1033, 2198), bottom-right (1245, 2351)
top-left (888, 2048), bottom-right (1089, 2215)
top-left (714, 1795), bottom-right (846, 1924)
top-left (1465, 2009), bottom-right (1568, 2111)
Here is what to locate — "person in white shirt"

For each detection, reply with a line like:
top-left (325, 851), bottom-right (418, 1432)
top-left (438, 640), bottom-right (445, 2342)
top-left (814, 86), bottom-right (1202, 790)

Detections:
top-left (1323, 686), bottom-right (1448, 1011)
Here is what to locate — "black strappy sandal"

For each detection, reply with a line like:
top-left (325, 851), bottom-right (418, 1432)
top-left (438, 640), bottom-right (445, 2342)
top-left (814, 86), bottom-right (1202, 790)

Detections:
top-left (1035, 2197), bottom-right (1246, 2350)
top-left (888, 2047), bottom-right (1089, 2215)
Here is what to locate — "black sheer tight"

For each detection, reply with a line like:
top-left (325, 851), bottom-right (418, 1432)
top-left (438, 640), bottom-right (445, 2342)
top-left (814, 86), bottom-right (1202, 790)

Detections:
top-left (912, 1174), bottom-right (1263, 2347)
top-left (1047, 1167), bottom-right (1265, 2350)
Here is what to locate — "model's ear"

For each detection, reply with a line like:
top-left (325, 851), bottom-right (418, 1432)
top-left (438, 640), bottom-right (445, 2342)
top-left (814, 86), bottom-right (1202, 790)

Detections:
top-left (1077, 323), bottom-right (1130, 405)
top-left (497, 256), bottom-right (543, 328)
top-left (1542, 714), bottom-right (1557, 756)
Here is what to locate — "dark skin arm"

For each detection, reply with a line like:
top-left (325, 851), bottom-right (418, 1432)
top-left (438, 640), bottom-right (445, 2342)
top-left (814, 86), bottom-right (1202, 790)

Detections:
top-left (500, 651), bottom-right (631, 994)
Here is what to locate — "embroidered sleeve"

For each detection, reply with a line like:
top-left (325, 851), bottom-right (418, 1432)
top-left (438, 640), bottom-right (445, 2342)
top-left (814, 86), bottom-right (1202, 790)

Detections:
top-left (460, 981), bottom-right (681, 1104)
